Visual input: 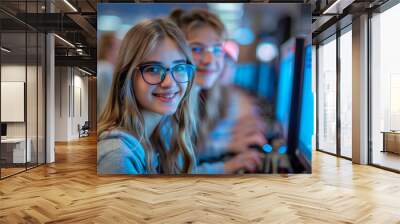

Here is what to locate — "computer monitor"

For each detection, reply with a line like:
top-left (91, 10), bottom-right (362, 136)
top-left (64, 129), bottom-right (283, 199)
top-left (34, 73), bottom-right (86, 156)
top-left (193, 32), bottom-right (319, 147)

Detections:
top-left (295, 43), bottom-right (313, 172)
top-left (275, 37), bottom-right (306, 172)
top-left (276, 38), bottom-right (304, 140)
top-left (1, 123), bottom-right (7, 137)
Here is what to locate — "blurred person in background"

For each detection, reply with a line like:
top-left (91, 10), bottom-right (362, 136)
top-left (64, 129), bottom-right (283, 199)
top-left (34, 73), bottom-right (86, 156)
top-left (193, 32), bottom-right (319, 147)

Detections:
top-left (97, 32), bottom-right (121, 118)
top-left (170, 9), bottom-right (267, 174)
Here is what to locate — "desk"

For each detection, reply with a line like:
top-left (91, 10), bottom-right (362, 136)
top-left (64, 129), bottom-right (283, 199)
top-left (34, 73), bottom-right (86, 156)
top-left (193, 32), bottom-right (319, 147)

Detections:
top-left (381, 131), bottom-right (400, 154)
top-left (1, 138), bottom-right (31, 163)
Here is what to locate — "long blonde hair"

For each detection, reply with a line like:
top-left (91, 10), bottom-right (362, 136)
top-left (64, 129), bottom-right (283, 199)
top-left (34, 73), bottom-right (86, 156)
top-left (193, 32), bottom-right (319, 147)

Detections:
top-left (170, 9), bottom-right (229, 150)
top-left (98, 18), bottom-right (197, 174)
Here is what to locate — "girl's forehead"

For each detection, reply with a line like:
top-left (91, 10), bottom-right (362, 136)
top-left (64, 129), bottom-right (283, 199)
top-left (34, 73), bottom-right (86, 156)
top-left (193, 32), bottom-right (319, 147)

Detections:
top-left (187, 25), bottom-right (223, 44)
top-left (143, 38), bottom-right (186, 65)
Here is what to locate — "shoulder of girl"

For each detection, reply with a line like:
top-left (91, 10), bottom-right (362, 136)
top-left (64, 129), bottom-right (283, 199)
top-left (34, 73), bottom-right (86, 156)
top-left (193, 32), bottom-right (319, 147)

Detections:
top-left (98, 130), bottom-right (146, 159)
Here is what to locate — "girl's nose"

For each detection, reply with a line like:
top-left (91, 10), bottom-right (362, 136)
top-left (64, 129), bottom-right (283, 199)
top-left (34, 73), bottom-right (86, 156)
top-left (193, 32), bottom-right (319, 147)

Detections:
top-left (159, 70), bottom-right (175, 88)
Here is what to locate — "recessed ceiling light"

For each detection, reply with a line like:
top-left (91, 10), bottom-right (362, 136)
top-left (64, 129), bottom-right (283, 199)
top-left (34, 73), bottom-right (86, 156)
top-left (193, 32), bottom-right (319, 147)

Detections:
top-left (54, 34), bottom-right (75, 48)
top-left (63, 0), bottom-right (78, 12)
top-left (78, 67), bottom-right (92, 76)
top-left (322, 0), bottom-right (354, 15)
top-left (1, 47), bottom-right (11, 53)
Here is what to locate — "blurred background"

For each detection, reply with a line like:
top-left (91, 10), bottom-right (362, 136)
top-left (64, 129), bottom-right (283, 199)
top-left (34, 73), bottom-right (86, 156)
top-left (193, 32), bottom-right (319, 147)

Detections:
top-left (97, 3), bottom-right (311, 103)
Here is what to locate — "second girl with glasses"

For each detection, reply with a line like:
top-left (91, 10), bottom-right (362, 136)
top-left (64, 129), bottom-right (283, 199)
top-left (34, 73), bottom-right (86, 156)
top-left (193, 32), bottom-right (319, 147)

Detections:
top-left (97, 18), bottom-right (197, 174)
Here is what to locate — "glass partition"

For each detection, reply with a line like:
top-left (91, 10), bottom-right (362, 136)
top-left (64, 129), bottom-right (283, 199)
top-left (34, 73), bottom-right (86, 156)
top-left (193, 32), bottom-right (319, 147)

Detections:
top-left (1, 30), bottom-right (28, 177)
top-left (0, 1), bottom-right (46, 179)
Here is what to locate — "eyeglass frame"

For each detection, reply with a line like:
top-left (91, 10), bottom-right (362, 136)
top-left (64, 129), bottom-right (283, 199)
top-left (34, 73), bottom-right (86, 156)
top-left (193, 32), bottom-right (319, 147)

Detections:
top-left (190, 43), bottom-right (226, 59)
top-left (135, 61), bottom-right (196, 85)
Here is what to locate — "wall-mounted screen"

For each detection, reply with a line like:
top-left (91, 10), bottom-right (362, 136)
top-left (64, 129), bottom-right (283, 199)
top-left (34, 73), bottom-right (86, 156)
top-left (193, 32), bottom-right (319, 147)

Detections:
top-left (1, 82), bottom-right (25, 122)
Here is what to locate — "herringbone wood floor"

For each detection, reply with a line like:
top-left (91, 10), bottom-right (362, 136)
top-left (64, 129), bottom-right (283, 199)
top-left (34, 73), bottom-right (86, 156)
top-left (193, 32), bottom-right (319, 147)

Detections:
top-left (1, 135), bottom-right (400, 224)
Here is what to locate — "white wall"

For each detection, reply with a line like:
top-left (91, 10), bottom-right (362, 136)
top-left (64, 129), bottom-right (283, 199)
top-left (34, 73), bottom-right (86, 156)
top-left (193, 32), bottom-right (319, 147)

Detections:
top-left (55, 67), bottom-right (69, 141)
top-left (54, 67), bottom-right (89, 141)
top-left (1, 65), bottom-right (26, 81)
top-left (72, 73), bottom-right (89, 138)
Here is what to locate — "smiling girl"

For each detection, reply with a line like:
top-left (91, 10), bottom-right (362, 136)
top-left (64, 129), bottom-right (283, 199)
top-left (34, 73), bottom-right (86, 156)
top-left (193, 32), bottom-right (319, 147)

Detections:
top-left (97, 18), bottom-right (197, 174)
top-left (171, 9), bottom-right (266, 174)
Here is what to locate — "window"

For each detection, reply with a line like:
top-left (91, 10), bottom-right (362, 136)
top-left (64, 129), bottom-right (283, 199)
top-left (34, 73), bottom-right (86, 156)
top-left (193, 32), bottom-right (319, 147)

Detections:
top-left (339, 28), bottom-right (352, 158)
top-left (317, 36), bottom-right (337, 154)
top-left (371, 2), bottom-right (400, 171)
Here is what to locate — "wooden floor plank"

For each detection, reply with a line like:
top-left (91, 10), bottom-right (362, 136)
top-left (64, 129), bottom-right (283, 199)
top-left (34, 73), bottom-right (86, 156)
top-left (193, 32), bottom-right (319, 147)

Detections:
top-left (0, 135), bottom-right (399, 223)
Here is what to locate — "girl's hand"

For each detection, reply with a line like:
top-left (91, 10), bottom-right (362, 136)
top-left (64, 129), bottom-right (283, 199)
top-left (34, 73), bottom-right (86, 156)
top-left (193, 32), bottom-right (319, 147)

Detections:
top-left (227, 115), bottom-right (268, 154)
top-left (223, 150), bottom-right (265, 174)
